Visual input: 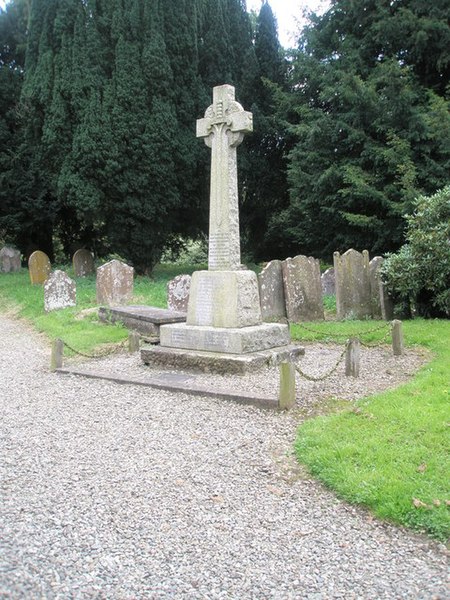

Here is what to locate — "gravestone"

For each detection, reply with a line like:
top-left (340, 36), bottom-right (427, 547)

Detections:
top-left (44, 270), bottom-right (76, 312)
top-left (151, 84), bottom-right (290, 363)
top-left (321, 267), bottom-right (335, 296)
top-left (28, 250), bottom-right (51, 285)
top-left (334, 249), bottom-right (371, 320)
top-left (167, 274), bottom-right (191, 313)
top-left (282, 255), bottom-right (324, 322)
top-left (369, 256), bottom-right (384, 319)
top-left (0, 247), bottom-right (21, 273)
top-left (73, 249), bottom-right (95, 277)
top-left (258, 260), bottom-right (286, 322)
top-left (96, 259), bottom-right (134, 306)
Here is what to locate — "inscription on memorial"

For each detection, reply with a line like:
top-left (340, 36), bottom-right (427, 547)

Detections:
top-left (195, 278), bottom-right (214, 325)
top-left (205, 331), bottom-right (230, 349)
top-left (208, 232), bottom-right (231, 270)
top-left (171, 330), bottom-right (187, 345)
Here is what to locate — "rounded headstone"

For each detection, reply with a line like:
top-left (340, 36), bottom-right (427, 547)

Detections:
top-left (0, 246), bottom-right (21, 273)
top-left (28, 250), bottom-right (51, 285)
top-left (73, 249), bottom-right (95, 277)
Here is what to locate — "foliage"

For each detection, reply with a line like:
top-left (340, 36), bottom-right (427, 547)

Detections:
top-left (381, 186), bottom-right (450, 318)
top-left (292, 318), bottom-right (450, 541)
top-left (268, 0), bottom-right (450, 262)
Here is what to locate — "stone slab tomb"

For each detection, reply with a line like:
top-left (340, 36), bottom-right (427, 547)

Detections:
top-left (334, 249), bottom-right (371, 320)
top-left (258, 260), bottom-right (287, 322)
top-left (44, 270), bottom-right (76, 312)
top-left (28, 250), bottom-right (51, 285)
top-left (96, 259), bottom-right (134, 306)
top-left (282, 255), bottom-right (324, 322)
top-left (0, 247), bottom-right (21, 273)
top-left (73, 249), bottom-right (95, 277)
top-left (167, 274), bottom-right (191, 312)
top-left (141, 85), bottom-right (294, 371)
top-left (99, 305), bottom-right (186, 337)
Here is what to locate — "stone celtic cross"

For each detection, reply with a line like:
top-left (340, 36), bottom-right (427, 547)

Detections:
top-left (197, 84), bottom-right (253, 271)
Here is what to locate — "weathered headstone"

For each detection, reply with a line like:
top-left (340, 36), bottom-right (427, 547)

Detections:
top-left (96, 259), bottom-right (134, 306)
top-left (334, 249), bottom-right (371, 320)
top-left (73, 249), bottom-right (95, 277)
top-left (258, 260), bottom-right (287, 322)
top-left (167, 274), bottom-right (191, 313)
top-left (0, 246), bottom-right (21, 273)
top-left (321, 267), bottom-right (335, 296)
top-left (44, 270), bottom-right (76, 312)
top-left (369, 256), bottom-right (385, 319)
top-left (154, 84), bottom-right (291, 361)
top-left (282, 255), bottom-right (324, 322)
top-left (28, 250), bottom-right (51, 285)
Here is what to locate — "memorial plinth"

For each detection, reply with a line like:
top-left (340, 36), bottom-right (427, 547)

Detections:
top-left (141, 85), bottom-right (294, 373)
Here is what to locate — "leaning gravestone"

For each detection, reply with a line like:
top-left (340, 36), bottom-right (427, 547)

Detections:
top-left (321, 267), bottom-right (335, 296)
top-left (167, 274), bottom-right (191, 313)
top-left (369, 256), bottom-right (394, 320)
top-left (73, 249), bottom-right (95, 277)
top-left (282, 255), bottom-right (324, 322)
top-left (96, 259), bottom-right (134, 306)
top-left (0, 246), bottom-right (21, 273)
top-left (258, 260), bottom-right (287, 322)
top-left (44, 270), bottom-right (76, 312)
top-left (334, 249), bottom-right (371, 320)
top-left (28, 250), bottom-right (51, 285)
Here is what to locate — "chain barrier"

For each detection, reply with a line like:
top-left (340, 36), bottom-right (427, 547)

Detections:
top-left (295, 320), bottom-right (390, 340)
top-left (62, 339), bottom-right (127, 360)
top-left (359, 328), bottom-right (392, 348)
top-left (294, 340), bottom-right (349, 382)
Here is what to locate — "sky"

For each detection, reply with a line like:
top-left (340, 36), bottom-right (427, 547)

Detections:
top-left (247, 0), bottom-right (331, 47)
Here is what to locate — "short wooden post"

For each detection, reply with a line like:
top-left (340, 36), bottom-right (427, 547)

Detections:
top-left (128, 331), bottom-right (140, 353)
top-left (278, 361), bottom-right (296, 410)
top-left (50, 338), bottom-right (64, 371)
top-left (345, 338), bottom-right (360, 377)
top-left (391, 319), bottom-right (403, 356)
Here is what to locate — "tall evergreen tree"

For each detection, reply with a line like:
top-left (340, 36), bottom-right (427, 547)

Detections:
top-left (268, 0), bottom-right (450, 261)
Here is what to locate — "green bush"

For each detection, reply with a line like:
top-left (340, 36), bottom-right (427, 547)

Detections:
top-left (382, 187), bottom-right (450, 318)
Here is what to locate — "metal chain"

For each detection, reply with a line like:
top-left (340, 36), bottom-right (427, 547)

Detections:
top-left (294, 341), bottom-right (349, 382)
top-left (359, 328), bottom-right (392, 348)
top-left (62, 339), bottom-right (127, 359)
top-left (295, 320), bottom-right (390, 339)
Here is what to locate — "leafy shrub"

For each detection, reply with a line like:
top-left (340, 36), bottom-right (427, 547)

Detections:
top-left (382, 187), bottom-right (450, 318)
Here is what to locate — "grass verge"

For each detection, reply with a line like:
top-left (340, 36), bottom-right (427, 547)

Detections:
top-left (0, 264), bottom-right (202, 354)
top-left (291, 319), bottom-right (450, 541)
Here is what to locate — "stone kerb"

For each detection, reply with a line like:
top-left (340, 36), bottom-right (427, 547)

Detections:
top-left (73, 249), bottom-right (95, 277)
top-left (334, 249), bottom-right (371, 320)
top-left (28, 250), bottom-right (51, 285)
top-left (258, 260), bottom-right (287, 322)
top-left (282, 255), bottom-right (324, 322)
top-left (167, 274), bottom-right (191, 313)
top-left (0, 246), bottom-right (21, 273)
top-left (96, 259), bottom-right (134, 306)
top-left (44, 270), bottom-right (76, 312)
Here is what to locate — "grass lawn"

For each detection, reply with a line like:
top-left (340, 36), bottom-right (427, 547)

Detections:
top-left (0, 266), bottom-right (448, 541)
top-left (291, 319), bottom-right (450, 542)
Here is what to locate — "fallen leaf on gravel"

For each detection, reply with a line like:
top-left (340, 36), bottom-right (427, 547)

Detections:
top-left (211, 494), bottom-right (224, 504)
top-left (412, 498), bottom-right (427, 508)
top-left (267, 485), bottom-right (284, 497)
top-left (417, 463), bottom-right (427, 473)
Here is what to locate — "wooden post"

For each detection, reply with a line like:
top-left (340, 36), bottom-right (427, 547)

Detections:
top-left (50, 338), bottom-right (64, 371)
top-left (391, 320), bottom-right (404, 356)
top-left (128, 331), bottom-right (140, 353)
top-left (345, 338), bottom-right (360, 377)
top-left (278, 361), bottom-right (296, 410)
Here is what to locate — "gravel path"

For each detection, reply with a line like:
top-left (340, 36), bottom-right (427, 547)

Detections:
top-left (0, 314), bottom-right (448, 599)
